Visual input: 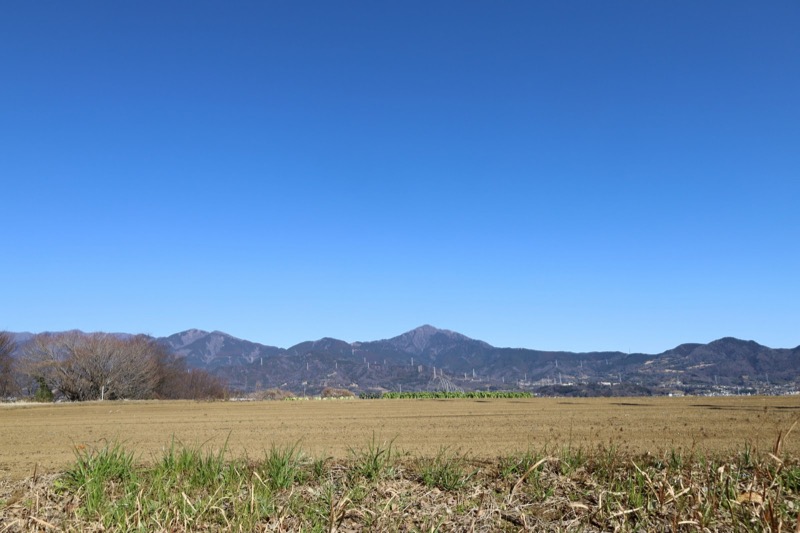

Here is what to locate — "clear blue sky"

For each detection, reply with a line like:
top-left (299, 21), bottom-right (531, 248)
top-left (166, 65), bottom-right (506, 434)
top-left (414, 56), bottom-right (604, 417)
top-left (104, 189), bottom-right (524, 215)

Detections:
top-left (2, 2), bottom-right (798, 353)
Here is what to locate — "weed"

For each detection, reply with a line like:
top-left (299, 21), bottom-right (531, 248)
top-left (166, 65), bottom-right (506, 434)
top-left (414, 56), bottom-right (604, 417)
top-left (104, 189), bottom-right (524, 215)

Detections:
top-left (498, 449), bottom-right (541, 480)
top-left (60, 441), bottom-right (138, 517)
top-left (310, 456), bottom-right (329, 481)
top-left (559, 444), bottom-right (586, 474)
top-left (348, 433), bottom-right (397, 481)
top-left (781, 465), bottom-right (800, 493)
top-left (6, 433), bottom-right (800, 532)
top-left (260, 441), bottom-right (304, 490)
top-left (667, 446), bottom-right (684, 470)
top-left (739, 441), bottom-right (755, 468)
top-left (153, 436), bottom-right (231, 490)
top-left (418, 447), bottom-right (474, 491)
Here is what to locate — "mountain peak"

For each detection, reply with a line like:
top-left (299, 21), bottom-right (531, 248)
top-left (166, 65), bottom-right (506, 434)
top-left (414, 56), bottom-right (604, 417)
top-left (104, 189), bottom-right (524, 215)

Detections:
top-left (167, 329), bottom-right (210, 349)
top-left (410, 324), bottom-right (466, 337)
top-left (406, 324), bottom-right (441, 339)
top-left (706, 337), bottom-right (766, 352)
top-left (210, 330), bottom-right (238, 339)
top-left (180, 328), bottom-right (209, 336)
top-left (387, 325), bottom-right (477, 355)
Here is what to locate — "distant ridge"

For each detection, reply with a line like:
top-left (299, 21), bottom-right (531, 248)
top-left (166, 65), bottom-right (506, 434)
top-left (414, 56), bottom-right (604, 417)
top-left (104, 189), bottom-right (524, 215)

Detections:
top-left (7, 326), bottom-right (799, 396)
top-left (161, 330), bottom-right (282, 369)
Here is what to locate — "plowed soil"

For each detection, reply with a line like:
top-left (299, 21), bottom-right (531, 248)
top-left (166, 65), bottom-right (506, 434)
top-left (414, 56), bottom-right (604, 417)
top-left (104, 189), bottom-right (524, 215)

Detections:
top-left (2, 396), bottom-right (798, 479)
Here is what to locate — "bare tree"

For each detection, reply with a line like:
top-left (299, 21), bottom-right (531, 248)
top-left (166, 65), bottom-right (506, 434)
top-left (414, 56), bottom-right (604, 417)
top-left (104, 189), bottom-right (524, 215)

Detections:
top-left (151, 341), bottom-right (188, 399)
top-left (70, 334), bottom-right (160, 400)
top-left (180, 369), bottom-right (227, 400)
top-left (20, 332), bottom-right (227, 401)
top-left (109, 335), bottom-right (160, 399)
top-left (0, 332), bottom-right (18, 397)
top-left (20, 332), bottom-right (81, 400)
top-left (152, 346), bottom-right (227, 400)
top-left (21, 332), bottom-right (162, 401)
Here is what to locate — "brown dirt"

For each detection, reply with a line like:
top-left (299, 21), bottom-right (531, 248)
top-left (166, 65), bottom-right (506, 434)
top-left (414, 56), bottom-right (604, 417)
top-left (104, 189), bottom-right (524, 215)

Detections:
top-left (1, 396), bottom-right (798, 480)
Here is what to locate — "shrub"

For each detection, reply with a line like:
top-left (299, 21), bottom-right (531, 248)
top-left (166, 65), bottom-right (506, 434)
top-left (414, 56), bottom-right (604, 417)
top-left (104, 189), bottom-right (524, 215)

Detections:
top-left (33, 377), bottom-right (54, 402)
top-left (321, 387), bottom-right (355, 399)
top-left (256, 388), bottom-right (296, 401)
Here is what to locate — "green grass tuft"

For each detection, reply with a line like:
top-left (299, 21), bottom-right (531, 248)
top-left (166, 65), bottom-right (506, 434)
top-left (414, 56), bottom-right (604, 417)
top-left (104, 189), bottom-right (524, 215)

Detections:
top-left (260, 441), bottom-right (305, 490)
top-left (417, 447), bottom-right (474, 491)
top-left (348, 433), bottom-right (398, 482)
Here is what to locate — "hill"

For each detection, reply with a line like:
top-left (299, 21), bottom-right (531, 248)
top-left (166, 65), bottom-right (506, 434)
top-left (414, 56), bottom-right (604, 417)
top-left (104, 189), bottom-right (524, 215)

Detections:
top-left (153, 326), bottom-right (800, 395)
top-left (7, 326), bottom-right (799, 396)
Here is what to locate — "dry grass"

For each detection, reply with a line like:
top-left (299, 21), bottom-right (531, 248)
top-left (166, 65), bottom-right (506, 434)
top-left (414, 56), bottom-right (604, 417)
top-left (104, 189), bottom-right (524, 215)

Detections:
top-left (1, 396), bottom-right (799, 531)
top-left (2, 396), bottom-right (799, 481)
top-left (1, 434), bottom-right (799, 532)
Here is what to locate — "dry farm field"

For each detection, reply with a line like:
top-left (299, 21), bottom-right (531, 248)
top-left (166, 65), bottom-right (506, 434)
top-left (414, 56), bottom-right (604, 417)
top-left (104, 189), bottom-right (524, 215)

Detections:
top-left (1, 395), bottom-right (798, 479)
top-left (2, 395), bottom-right (800, 531)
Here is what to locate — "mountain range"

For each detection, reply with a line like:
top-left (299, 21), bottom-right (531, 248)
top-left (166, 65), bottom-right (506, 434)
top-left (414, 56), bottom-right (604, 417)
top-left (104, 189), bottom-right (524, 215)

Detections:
top-left (9, 326), bottom-right (800, 396)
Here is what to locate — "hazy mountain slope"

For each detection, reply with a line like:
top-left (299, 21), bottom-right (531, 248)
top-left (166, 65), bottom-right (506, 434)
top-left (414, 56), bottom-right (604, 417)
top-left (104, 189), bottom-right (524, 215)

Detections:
top-left (160, 329), bottom-right (283, 369)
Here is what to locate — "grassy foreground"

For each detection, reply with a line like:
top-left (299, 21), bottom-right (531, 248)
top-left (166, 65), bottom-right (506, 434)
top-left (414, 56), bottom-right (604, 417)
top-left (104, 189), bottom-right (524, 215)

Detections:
top-left (1, 431), bottom-right (799, 532)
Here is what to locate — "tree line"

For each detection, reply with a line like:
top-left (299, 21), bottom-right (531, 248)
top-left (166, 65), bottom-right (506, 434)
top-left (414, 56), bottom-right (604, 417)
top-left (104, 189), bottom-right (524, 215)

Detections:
top-left (0, 331), bottom-right (226, 401)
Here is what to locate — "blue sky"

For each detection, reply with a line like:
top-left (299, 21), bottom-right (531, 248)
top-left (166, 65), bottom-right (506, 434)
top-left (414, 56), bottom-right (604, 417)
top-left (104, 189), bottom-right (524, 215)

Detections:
top-left (2, 2), bottom-right (798, 353)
